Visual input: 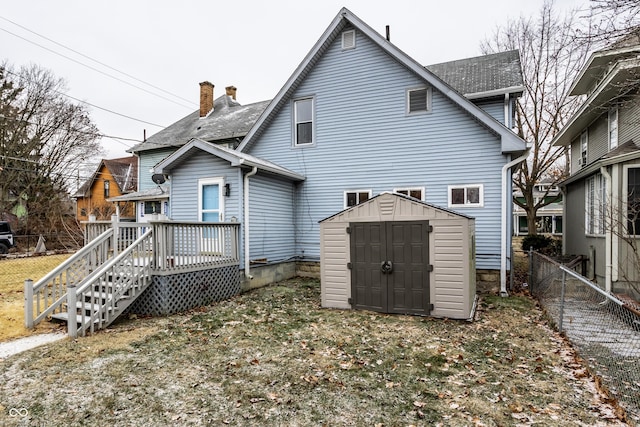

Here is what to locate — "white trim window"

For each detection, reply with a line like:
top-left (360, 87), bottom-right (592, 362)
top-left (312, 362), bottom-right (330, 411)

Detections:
top-left (448, 184), bottom-right (483, 208)
top-left (585, 173), bottom-right (605, 236)
top-left (609, 108), bottom-right (618, 150)
top-left (580, 131), bottom-right (588, 167)
top-left (393, 187), bottom-right (424, 201)
top-left (294, 98), bottom-right (314, 146)
top-left (341, 29), bottom-right (356, 50)
top-left (345, 190), bottom-right (372, 208)
top-left (407, 87), bottom-right (431, 114)
top-left (198, 177), bottom-right (225, 222)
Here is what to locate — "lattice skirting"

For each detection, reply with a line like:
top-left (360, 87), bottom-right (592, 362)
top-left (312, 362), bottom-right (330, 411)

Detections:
top-left (126, 266), bottom-right (240, 316)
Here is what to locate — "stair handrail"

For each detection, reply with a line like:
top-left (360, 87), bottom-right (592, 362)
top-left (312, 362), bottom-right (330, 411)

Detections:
top-left (70, 228), bottom-right (153, 337)
top-left (26, 228), bottom-right (115, 327)
top-left (74, 228), bottom-right (153, 297)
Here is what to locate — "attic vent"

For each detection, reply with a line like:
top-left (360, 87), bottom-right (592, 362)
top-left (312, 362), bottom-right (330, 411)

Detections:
top-left (342, 30), bottom-right (356, 50)
top-left (407, 87), bottom-right (431, 113)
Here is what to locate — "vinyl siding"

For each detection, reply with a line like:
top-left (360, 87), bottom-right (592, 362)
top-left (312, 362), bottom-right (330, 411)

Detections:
top-left (247, 173), bottom-right (296, 263)
top-left (619, 99), bottom-right (640, 146)
top-left (473, 98), bottom-right (505, 125)
top-left (168, 153), bottom-right (240, 222)
top-left (247, 27), bottom-right (508, 270)
top-left (569, 115), bottom-right (608, 172)
top-left (139, 148), bottom-right (176, 191)
top-left (563, 179), bottom-right (605, 282)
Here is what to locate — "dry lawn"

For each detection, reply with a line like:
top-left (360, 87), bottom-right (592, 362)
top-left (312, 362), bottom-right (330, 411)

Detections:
top-left (0, 255), bottom-right (70, 341)
top-left (0, 278), bottom-right (630, 426)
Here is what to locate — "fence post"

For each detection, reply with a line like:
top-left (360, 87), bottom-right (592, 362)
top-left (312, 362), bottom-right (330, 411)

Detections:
top-left (509, 245), bottom-right (514, 292)
top-left (24, 279), bottom-right (33, 329)
top-left (528, 247), bottom-right (533, 293)
top-left (112, 214), bottom-right (119, 257)
top-left (67, 284), bottom-right (77, 338)
top-left (559, 270), bottom-right (566, 333)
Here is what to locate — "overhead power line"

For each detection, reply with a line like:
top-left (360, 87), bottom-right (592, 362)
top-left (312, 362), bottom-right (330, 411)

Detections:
top-left (0, 15), bottom-right (197, 107)
top-left (0, 25), bottom-right (195, 110)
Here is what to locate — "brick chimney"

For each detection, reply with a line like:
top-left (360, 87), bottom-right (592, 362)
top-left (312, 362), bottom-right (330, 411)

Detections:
top-left (199, 81), bottom-right (214, 117)
top-left (225, 86), bottom-right (237, 100)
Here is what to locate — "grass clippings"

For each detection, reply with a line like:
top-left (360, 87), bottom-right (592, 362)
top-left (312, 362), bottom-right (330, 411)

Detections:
top-left (0, 278), bottom-right (628, 426)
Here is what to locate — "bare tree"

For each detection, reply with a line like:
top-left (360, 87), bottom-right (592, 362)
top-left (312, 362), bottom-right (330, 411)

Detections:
top-left (584, 0), bottom-right (640, 47)
top-left (481, 0), bottom-right (592, 235)
top-left (0, 62), bottom-right (103, 241)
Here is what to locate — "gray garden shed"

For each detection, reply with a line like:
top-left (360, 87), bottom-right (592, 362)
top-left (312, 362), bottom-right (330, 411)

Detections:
top-left (319, 192), bottom-right (476, 320)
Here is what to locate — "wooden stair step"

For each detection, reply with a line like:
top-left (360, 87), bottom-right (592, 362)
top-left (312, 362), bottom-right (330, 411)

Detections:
top-left (51, 312), bottom-right (101, 324)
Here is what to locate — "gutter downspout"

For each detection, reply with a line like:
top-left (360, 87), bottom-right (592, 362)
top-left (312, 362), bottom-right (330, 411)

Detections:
top-left (600, 166), bottom-right (612, 292)
top-left (501, 147), bottom-right (531, 297)
top-left (244, 166), bottom-right (258, 280)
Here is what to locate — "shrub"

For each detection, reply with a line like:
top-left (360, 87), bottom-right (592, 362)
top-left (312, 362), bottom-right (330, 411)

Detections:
top-left (521, 234), bottom-right (552, 252)
top-left (521, 234), bottom-right (561, 257)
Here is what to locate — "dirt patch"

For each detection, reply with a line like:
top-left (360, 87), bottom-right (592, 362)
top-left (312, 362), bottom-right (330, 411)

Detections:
top-left (0, 278), bottom-right (629, 426)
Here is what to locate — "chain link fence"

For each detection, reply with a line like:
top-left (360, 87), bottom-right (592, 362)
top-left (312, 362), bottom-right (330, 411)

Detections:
top-left (530, 251), bottom-right (640, 421)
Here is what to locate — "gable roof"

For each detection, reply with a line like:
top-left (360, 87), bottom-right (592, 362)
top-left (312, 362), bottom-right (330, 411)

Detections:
top-left (129, 95), bottom-right (270, 153)
top-left (154, 138), bottom-right (305, 182)
top-left (426, 50), bottom-right (524, 99)
top-left (237, 7), bottom-right (526, 155)
top-left (75, 156), bottom-right (138, 198)
top-left (319, 191), bottom-right (474, 223)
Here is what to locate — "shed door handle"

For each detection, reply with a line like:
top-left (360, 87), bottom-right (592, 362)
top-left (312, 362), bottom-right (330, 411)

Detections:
top-left (381, 260), bottom-right (393, 274)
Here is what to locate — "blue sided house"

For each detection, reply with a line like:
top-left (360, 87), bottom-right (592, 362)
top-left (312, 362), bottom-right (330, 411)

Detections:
top-left (27, 8), bottom-right (529, 338)
top-left (153, 7), bottom-right (528, 303)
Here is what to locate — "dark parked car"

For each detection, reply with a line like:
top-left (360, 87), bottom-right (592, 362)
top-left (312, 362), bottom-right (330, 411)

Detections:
top-left (0, 221), bottom-right (15, 254)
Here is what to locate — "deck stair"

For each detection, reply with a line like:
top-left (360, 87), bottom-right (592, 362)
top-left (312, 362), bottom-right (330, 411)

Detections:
top-left (26, 226), bottom-right (153, 337)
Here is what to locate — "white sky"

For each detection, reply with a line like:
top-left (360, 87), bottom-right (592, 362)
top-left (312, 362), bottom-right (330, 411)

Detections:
top-left (1, 0), bottom-right (588, 161)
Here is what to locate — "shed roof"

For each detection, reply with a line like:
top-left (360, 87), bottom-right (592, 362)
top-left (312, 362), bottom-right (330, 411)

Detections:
top-left (129, 95), bottom-right (270, 153)
top-left (154, 138), bottom-right (306, 182)
top-left (108, 185), bottom-right (169, 202)
top-left (426, 50), bottom-right (524, 99)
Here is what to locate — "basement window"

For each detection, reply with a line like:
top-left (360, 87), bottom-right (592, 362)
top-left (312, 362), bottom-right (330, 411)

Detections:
top-left (394, 187), bottom-right (424, 201)
top-left (345, 190), bottom-right (371, 208)
top-left (448, 184), bottom-right (483, 208)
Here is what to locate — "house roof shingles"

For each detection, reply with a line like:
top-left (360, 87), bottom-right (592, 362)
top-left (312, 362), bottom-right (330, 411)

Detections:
top-left (75, 156), bottom-right (138, 198)
top-left (129, 95), bottom-right (270, 153)
top-left (426, 49), bottom-right (524, 98)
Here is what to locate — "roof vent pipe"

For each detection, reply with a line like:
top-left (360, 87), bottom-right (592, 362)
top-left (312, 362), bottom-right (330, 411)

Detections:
top-left (386, 25), bottom-right (390, 42)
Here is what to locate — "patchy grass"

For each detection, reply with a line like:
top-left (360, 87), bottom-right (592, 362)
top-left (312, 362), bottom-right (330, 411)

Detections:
top-left (0, 255), bottom-right (70, 341)
top-left (0, 278), bottom-right (627, 426)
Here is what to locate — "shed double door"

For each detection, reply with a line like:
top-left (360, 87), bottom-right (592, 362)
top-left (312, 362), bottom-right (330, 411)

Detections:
top-left (349, 221), bottom-right (431, 315)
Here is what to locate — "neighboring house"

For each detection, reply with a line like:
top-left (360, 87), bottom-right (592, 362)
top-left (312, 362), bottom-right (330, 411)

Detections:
top-left (153, 7), bottom-right (528, 294)
top-left (113, 84), bottom-right (270, 222)
top-left (513, 181), bottom-right (563, 236)
top-left (552, 39), bottom-right (640, 297)
top-left (75, 156), bottom-right (137, 220)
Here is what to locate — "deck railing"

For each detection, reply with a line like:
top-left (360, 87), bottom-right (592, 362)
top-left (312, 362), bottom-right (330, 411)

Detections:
top-left (69, 228), bottom-right (154, 337)
top-left (152, 221), bottom-right (240, 272)
top-left (26, 220), bottom-right (241, 330)
top-left (24, 228), bottom-right (114, 328)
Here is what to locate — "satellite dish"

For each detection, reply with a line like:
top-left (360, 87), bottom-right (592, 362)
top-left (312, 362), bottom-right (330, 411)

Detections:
top-left (152, 174), bottom-right (166, 185)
